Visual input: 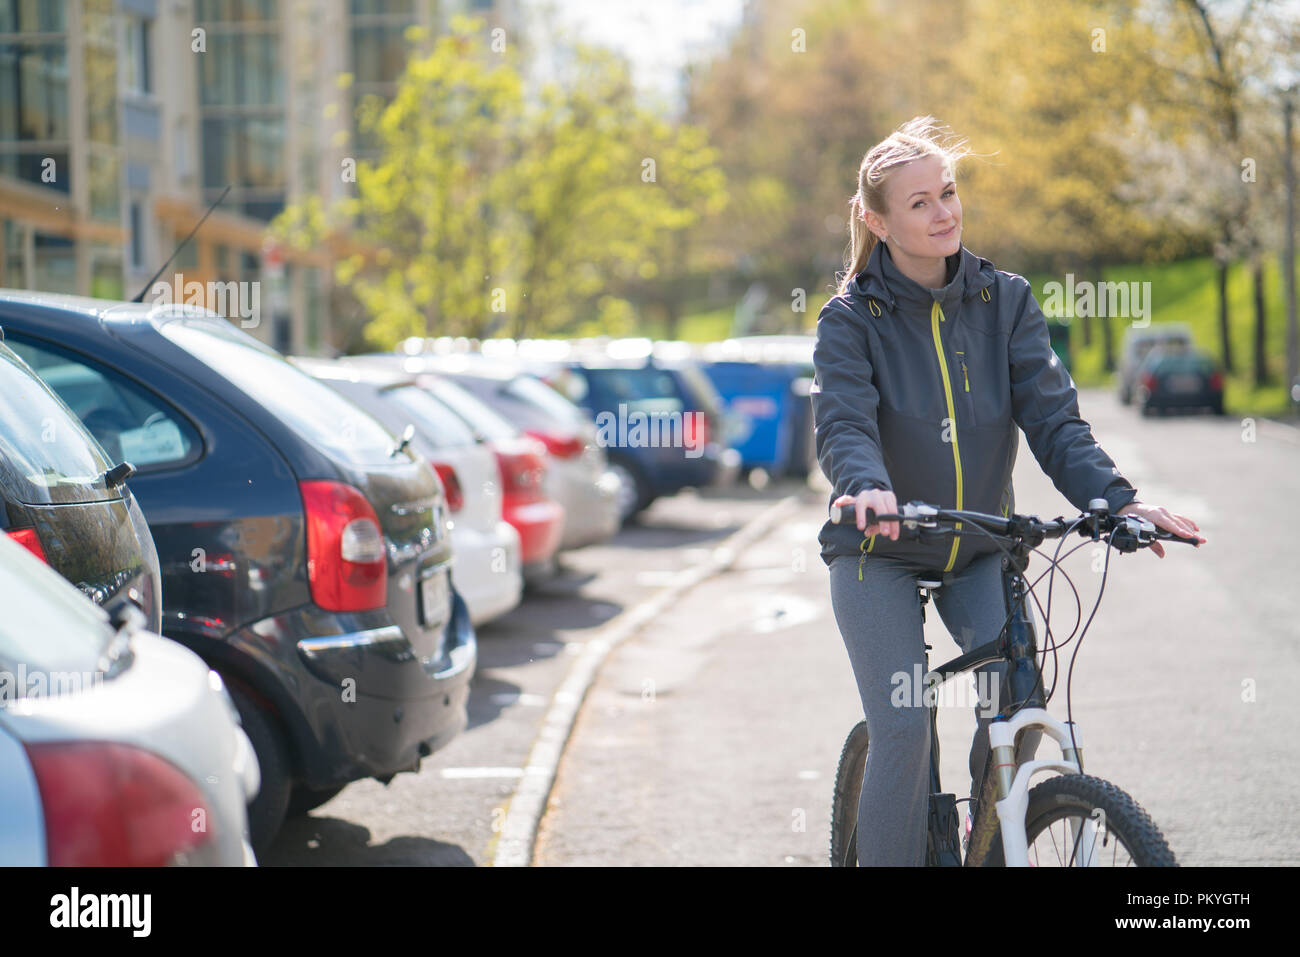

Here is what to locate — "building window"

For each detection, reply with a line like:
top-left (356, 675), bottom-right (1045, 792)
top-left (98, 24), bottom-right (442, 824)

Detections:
top-left (129, 200), bottom-right (145, 270)
top-left (32, 231), bottom-right (75, 294)
top-left (0, 1), bottom-right (67, 33)
top-left (196, 0), bottom-right (285, 221)
top-left (123, 16), bottom-right (152, 95)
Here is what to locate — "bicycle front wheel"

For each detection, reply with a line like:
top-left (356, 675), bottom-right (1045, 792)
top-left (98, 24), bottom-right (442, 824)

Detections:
top-left (987, 774), bottom-right (1178, 866)
top-left (829, 721), bottom-right (870, 867)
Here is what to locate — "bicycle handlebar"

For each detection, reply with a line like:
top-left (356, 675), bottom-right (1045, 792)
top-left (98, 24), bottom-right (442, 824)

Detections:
top-left (829, 497), bottom-right (1201, 553)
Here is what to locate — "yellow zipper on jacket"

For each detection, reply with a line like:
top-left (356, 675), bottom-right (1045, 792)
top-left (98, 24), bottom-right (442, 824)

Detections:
top-left (931, 300), bottom-right (963, 572)
top-left (858, 527), bottom-right (876, 580)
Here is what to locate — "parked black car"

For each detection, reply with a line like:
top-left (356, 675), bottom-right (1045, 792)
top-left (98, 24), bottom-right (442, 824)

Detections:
top-left (0, 291), bottom-right (476, 853)
top-left (1135, 343), bottom-right (1225, 416)
top-left (0, 335), bottom-right (161, 632)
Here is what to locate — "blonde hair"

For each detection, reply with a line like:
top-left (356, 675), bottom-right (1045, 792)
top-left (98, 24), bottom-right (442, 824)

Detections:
top-left (836, 116), bottom-right (973, 297)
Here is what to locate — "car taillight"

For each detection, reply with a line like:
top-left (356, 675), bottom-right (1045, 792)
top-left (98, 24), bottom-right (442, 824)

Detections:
top-left (432, 462), bottom-right (464, 513)
top-left (495, 439), bottom-right (548, 496)
top-left (299, 480), bottom-right (388, 612)
top-left (25, 741), bottom-right (215, 866)
top-left (683, 411), bottom-right (710, 450)
top-left (1210, 370), bottom-right (1223, 391)
top-left (1141, 373), bottom-right (1156, 393)
top-left (5, 527), bottom-right (46, 563)
top-left (525, 430), bottom-right (586, 459)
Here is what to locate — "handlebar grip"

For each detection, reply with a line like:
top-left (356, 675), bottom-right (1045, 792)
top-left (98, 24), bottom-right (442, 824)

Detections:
top-left (830, 503), bottom-right (874, 526)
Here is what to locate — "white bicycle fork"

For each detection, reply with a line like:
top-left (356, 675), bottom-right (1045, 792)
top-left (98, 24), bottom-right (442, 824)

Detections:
top-left (988, 708), bottom-right (1101, 866)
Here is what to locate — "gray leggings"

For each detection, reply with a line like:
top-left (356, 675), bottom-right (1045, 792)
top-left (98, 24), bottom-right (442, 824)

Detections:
top-left (829, 549), bottom-right (1043, 866)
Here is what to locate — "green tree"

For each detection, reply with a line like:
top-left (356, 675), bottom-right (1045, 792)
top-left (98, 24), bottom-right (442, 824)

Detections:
top-left (274, 15), bottom-right (728, 345)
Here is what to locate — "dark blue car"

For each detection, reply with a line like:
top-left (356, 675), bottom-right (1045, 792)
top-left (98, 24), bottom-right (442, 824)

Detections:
top-left (0, 291), bottom-right (476, 853)
top-left (529, 355), bottom-right (740, 521)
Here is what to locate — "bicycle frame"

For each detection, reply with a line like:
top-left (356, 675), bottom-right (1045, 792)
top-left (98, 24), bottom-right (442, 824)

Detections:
top-left (926, 538), bottom-right (1094, 867)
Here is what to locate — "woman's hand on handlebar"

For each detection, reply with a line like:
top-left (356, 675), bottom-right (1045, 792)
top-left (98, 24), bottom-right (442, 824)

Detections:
top-left (1116, 500), bottom-right (1206, 558)
top-left (831, 488), bottom-right (900, 540)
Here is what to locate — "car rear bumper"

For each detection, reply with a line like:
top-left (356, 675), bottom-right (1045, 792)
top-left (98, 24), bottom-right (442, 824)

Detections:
top-left (641, 444), bottom-right (742, 496)
top-left (450, 521), bottom-right (523, 624)
top-left (220, 589), bottom-right (477, 789)
top-left (1144, 389), bottom-right (1222, 409)
top-left (551, 466), bottom-right (621, 549)
top-left (504, 497), bottom-right (565, 564)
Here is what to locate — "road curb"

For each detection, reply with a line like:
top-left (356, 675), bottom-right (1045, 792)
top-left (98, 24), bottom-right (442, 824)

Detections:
top-left (490, 493), bottom-right (803, 866)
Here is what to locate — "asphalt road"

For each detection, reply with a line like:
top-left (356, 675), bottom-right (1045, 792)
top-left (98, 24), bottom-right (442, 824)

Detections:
top-left (264, 388), bottom-right (1300, 866)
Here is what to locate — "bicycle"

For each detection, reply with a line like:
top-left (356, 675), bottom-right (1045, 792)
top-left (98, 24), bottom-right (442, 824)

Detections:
top-left (827, 497), bottom-right (1199, 867)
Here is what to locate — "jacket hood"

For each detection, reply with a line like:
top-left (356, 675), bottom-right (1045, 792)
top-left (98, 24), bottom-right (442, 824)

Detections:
top-left (848, 239), bottom-right (996, 314)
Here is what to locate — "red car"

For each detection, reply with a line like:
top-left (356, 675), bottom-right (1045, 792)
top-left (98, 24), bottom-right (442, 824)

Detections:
top-left (414, 374), bottom-right (566, 579)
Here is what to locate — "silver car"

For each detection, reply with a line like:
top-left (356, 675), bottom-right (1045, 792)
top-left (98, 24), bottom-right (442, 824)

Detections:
top-left (0, 532), bottom-right (259, 866)
top-left (354, 353), bottom-right (622, 550)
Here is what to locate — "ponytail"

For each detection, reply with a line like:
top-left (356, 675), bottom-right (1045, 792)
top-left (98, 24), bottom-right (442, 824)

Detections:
top-left (837, 193), bottom-right (878, 297)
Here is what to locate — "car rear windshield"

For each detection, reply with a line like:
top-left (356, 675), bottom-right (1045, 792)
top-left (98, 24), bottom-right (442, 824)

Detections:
top-left (384, 385), bottom-right (478, 449)
top-left (501, 374), bottom-right (589, 428)
top-left (0, 344), bottom-right (117, 505)
top-left (670, 363), bottom-right (724, 417)
top-left (582, 367), bottom-right (684, 408)
top-left (1157, 354), bottom-right (1213, 374)
top-left (159, 319), bottom-right (399, 467)
top-left (0, 533), bottom-right (115, 690)
top-left (417, 377), bottom-right (520, 442)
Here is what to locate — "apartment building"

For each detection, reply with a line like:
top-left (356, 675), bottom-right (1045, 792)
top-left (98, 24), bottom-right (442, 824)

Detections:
top-left (0, 0), bottom-right (517, 353)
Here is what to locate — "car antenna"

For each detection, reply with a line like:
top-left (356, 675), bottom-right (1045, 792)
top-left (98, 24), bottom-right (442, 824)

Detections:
top-left (130, 184), bottom-right (232, 303)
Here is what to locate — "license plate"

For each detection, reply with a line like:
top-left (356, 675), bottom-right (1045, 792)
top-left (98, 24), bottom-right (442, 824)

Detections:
top-left (1165, 374), bottom-right (1201, 393)
top-left (420, 569), bottom-right (450, 630)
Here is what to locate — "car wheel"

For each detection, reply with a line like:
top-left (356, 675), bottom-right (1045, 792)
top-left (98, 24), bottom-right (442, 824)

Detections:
top-left (607, 460), bottom-right (647, 524)
top-left (229, 688), bottom-right (292, 855)
top-left (287, 783), bottom-right (346, 817)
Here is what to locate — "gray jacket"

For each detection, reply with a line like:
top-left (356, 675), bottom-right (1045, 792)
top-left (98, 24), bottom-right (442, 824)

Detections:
top-left (812, 239), bottom-right (1138, 573)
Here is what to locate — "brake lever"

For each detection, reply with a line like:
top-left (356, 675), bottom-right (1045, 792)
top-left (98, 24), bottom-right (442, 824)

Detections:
top-left (1109, 514), bottom-right (1157, 553)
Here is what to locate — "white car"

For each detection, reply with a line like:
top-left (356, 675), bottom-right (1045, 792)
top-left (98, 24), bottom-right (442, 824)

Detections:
top-left (0, 531), bottom-right (259, 866)
top-left (292, 357), bottom-right (524, 626)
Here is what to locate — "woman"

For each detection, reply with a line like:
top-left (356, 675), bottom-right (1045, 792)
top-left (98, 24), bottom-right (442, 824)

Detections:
top-left (812, 116), bottom-right (1206, 866)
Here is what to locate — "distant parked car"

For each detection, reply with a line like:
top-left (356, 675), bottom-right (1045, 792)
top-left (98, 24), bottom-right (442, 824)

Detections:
top-left (0, 290), bottom-right (476, 854)
top-left (358, 353), bottom-right (621, 550)
top-left (521, 345), bottom-right (741, 522)
top-left (292, 357), bottom-right (524, 625)
top-left (0, 337), bottom-right (162, 632)
top-left (1119, 324), bottom-right (1193, 405)
top-left (1135, 343), bottom-right (1225, 416)
top-left (0, 531), bottom-right (259, 866)
top-left (412, 372), bottom-right (566, 582)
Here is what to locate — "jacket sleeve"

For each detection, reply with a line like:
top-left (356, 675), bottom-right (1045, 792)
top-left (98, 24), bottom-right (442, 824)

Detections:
top-left (1007, 277), bottom-right (1138, 515)
top-left (811, 297), bottom-right (893, 498)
